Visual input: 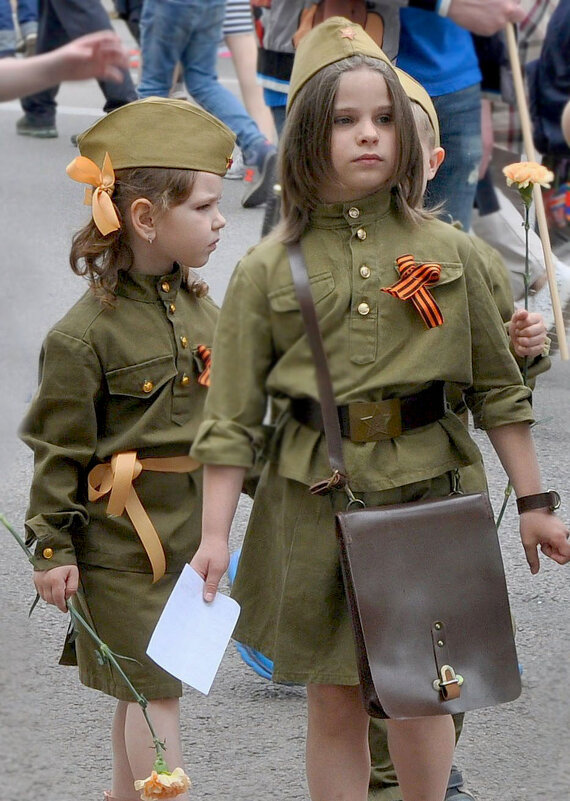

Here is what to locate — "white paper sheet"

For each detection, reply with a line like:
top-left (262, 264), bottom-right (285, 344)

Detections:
top-left (146, 564), bottom-right (241, 695)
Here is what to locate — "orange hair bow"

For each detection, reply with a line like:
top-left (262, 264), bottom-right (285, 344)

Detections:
top-left (66, 151), bottom-right (121, 236)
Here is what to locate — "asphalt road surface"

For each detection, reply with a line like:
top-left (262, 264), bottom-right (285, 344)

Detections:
top-left (1, 17), bottom-right (569, 801)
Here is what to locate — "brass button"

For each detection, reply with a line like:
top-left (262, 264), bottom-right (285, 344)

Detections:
top-left (348, 206), bottom-right (360, 219)
top-left (356, 227), bottom-right (367, 240)
top-left (169, 303), bottom-right (176, 314)
top-left (42, 547), bottom-right (54, 559)
top-left (357, 302), bottom-right (370, 316)
top-left (359, 265), bottom-right (371, 279)
top-left (180, 374), bottom-right (190, 386)
top-left (180, 335), bottom-right (189, 349)
top-left (161, 281), bottom-right (170, 293)
top-left (142, 380), bottom-right (154, 393)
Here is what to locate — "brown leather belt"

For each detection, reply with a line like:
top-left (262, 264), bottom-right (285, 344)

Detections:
top-left (290, 382), bottom-right (446, 442)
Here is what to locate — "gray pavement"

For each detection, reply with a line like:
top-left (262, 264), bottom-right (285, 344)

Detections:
top-left (1, 17), bottom-right (569, 801)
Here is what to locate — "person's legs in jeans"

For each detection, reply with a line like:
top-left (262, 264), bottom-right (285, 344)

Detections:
top-left (427, 84), bottom-right (483, 231)
top-left (17, 0), bottom-right (38, 49)
top-left (0, 0), bottom-right (17, 56)
top-left (18, 0), bottom-right (62, 134)
top-left (140, 0), bottom-right (275, 206)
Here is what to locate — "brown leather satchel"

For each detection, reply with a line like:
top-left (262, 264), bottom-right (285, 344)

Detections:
top-left (287, 243), bottom-right (522, 719)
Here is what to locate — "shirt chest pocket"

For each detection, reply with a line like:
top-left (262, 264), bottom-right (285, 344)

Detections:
top-left (105, 355), bottom-right (177, 398)
top-left (269, 270), bottom-right (336, 311)
top-left (268, 271), bottom-right (336, 347)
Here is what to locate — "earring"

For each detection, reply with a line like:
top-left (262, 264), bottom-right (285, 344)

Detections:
top-left (147, 235), bottom-right (154, 244)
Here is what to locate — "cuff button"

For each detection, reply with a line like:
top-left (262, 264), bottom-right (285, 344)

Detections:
top-left (42, 547), bottom-right (54, 559)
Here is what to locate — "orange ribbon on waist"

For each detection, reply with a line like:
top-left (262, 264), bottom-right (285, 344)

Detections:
top-left (88, 451), bottom-right (200, 582)
top-left (381, 254), bottom-right (444, 329)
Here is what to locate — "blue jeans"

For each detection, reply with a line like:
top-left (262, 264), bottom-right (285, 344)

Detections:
top-left (138, 0), bottom-right (264, 159)
top-left (0, 0), bottom-right (37, 53)
top-left (427, 83), bottom-right (483, 230)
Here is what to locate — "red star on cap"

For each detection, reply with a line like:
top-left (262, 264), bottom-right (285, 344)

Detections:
top-left (340, 26), bottom-right (356, 40)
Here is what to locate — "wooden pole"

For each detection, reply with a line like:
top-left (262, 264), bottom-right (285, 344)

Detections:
top-left (505, 23), bottom-right (568, 360)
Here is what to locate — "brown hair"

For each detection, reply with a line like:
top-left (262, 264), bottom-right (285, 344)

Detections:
top-left (274, 55), bottom-right (431, 243)
top-left (70, 167), bottom-right (208, 306)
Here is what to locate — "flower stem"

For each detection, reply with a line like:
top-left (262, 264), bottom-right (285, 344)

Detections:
top-left (0, 512), bottom-right (167, 763)
top-left (522, 202), bottom-right (530, 385)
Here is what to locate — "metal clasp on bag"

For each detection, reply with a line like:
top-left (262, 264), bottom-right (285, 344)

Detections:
top-left (344, 484), bottom-right (366, 511)
top-left (432, 664), bottom-right (464, 700)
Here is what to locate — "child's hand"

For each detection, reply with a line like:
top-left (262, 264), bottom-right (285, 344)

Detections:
top-left (34, 564), bottom-right (79, 612)
top-left (190, 542), bottom-right (229, 603)
top-left (509, 308), bottom-right (548, 358)
top-left (520, 510), bottom-right (570, 574)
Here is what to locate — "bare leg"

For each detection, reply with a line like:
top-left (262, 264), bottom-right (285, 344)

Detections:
top-left (111, 701), bottom-right (138, 800)
top-left (122, 698), bottom-right (190, 801)
top-left (224, 31), bottom-right (276, 142)
top-left (306, 684), bottom-right (370, 801)
top-left (387, 715), bottom-right (455, 801)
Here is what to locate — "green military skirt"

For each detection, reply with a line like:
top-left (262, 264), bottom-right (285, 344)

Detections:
top-left (231, 461), bottom-right (486, 686)
top-left (67, 567), bottom-right (183, 700)
top-left (60, 469), bottom-right (204, 700)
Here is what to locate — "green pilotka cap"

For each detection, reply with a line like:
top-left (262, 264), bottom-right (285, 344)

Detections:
top-left (394, 67), bottom-right (440, 148)
top-left (76, 97), bottom-right (236, 175)
top-left (287, 16), bottom-right (393, 111)
top-left (287, 16), bottom-right (440, 147)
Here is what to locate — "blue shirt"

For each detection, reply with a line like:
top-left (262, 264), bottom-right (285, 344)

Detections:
top-left (398, 9), bottom-right (481, 97)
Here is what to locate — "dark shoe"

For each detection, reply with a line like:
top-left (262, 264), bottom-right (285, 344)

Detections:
top-left (260, 181), bottom-right (282, 237)
top-left (16, 115), bottom-right (58, 138)
top-left (445, 766), bottom-right (476, 800)
top-left (445, 789), bottom-right (476, 800)
top-left (241, 140), bottom-right (277, 208)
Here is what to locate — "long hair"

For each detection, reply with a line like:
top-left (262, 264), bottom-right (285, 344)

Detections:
top-left (70, 167), bottom-right (207, 306)
top-left (275, 55), bottom-right (430, 243)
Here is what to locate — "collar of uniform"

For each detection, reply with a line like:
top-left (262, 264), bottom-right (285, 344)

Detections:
top-left (311, 187), bottom-right (392, 229)
top-left (115, 264), bottom-right (182, 301)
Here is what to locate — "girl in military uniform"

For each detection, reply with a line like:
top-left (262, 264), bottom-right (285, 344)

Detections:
top-left (189, 17), bottom-right (570, 801)
top-left (20, 98), bottom-right (235, 801)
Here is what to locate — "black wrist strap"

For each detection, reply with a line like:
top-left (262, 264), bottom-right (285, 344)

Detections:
top-left (516, 490), bottom-right (561, 514)
top-left (408, 0), bottom-right (438, 11)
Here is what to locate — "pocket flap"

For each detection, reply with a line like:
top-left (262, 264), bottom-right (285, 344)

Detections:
top-left (269, 271), bottom-right (335, 312)
top-left (105, 355), bottom-right (177, 398)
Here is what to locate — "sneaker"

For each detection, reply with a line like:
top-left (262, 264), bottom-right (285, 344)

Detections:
top-left (224, 148), bottom-right (245, 180)
top-left (241, 140), bottom-right (277, 208)
top-left (23, 32), bottom-right (37, 57)
top-left (16, 115), bottom-right (58, 138)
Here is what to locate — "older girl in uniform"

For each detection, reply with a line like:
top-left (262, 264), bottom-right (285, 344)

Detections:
top-left (189, 17), bottom-right (570, 801)
top-left (20, 98), bottom-right (234, 801)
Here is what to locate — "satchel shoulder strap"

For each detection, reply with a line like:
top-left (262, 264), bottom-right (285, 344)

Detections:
top-left (287, 243), bottom-right (348, 485)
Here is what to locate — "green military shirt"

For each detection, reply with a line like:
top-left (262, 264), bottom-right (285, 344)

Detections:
top-left (21, 266), bottom-right (218, 572)
top-left (191, 189), bottom-right (533, 491)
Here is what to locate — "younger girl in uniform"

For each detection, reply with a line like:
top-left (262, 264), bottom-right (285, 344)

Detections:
top-left (189, 18), bottom-right (570, 801)
top-left (20, 97), bottom-right (234, 801)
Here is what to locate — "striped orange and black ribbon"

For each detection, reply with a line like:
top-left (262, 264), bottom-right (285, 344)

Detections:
top-left (381, 254), bottom-right (444, 328)
top-left (195, 344), bottom-right (212, 387)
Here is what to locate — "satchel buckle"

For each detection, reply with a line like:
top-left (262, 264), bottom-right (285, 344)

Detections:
top-left (348, 400), bottom-right (402, 442)
top-left (432, 664), bottom-right (463, 700)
